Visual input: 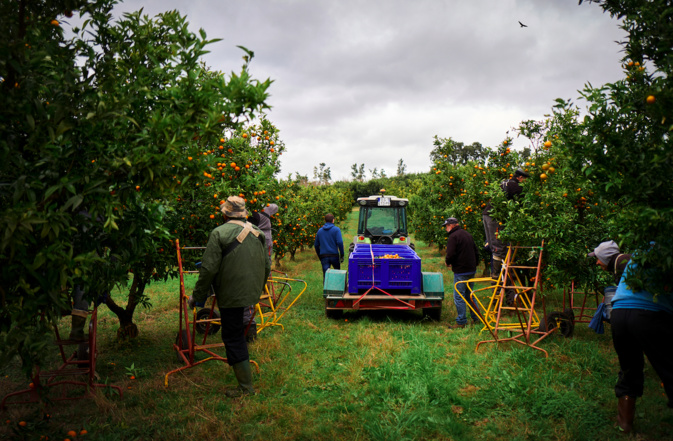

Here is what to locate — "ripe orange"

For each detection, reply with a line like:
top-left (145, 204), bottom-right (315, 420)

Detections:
top-left (188, 157), bottom-right (192, 161)
top-left (540, 173), bottom-right (548, 180)
top-left (270, 140), bottom-right (275, 145)
top-left (548, 167), bottom-right (555, 173)
top-left (19, 421), bottom-right (27, 427)
top-left (80, 430), bottom-right (88, 435)
top-left (541, 164), bottom-right (549, 170)
top-left (544, 140), bottom-right (552, 148)
top-left (242, 133), bottom-right (248, 138)
top-left (50, 19), bottom-right (59, 26)
top-left (646, 95), bottom-right (656, 104)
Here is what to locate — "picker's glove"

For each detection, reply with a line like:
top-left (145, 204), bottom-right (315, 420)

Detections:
top-left (187, 296), bottom-right (197, 309)
top-left (340, 256), bottom-right (344, 263)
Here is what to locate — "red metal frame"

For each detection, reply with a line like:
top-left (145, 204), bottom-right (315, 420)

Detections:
top-left (563, 280), bottom-right (601, 324)
top-left (164, 239), bottom-right (258, 386)
top-left (1, 306), bottom-right (123, 409)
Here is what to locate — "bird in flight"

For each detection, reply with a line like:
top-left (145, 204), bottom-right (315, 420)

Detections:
top-left (518, 21), bottom-right (528, 28)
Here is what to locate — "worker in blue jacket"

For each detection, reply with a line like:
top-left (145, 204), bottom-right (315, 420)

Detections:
top-left (314, 213), bottom-right (344, 280)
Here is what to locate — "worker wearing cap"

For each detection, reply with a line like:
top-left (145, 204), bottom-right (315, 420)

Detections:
top-left (443, 217), bottom-right (481, 328)
top-left (189, 196), bottom-right (270, 397)
top-left (482, 168), bottom-right (530, 278)
top-left (589, 240), bottom-right (673, 433)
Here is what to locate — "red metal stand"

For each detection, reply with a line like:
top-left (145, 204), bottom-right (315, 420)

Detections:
top-left (164, 240), bottom-right (258, 387)
top-left (1, 306), bottom-right (122, 409)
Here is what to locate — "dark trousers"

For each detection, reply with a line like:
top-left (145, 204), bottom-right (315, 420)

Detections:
top-left (611, 308), bottom-right (673, 407)
top-left (220, 306), bottom-right (248, 365)
top-left (320, 255), bottom-right (340, 279)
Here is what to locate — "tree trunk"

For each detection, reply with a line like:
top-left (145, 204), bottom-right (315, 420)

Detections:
top-left (104, 272), bottom-right (146, 339)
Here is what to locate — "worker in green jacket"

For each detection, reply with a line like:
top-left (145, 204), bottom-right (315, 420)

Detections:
top-left (189, 196), bottom-right (271, 397)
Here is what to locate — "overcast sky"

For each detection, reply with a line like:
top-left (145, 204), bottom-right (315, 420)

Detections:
top-left (111, 0), bottom-right (625, 181)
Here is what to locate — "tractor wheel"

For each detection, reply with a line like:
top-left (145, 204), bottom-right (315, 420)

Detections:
top-left (325, 299), bottom-right (344, 319)
top-left (348, 243), bottom-right (355, 254)
top-left (195, 308), bottom-right (221, 335)
top-left (423, 306), bottom-right (442, 321)
top-left (409, 243), bottom-right (416, 251)
top-left (325, 308), bottom-right (343, 320)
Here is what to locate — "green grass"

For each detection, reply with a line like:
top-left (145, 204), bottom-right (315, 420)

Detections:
top-left (1, 209), bottom-right (672, 440)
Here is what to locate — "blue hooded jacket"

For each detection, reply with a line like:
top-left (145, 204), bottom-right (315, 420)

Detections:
top-left (314, 222), bottom-right (344, 258)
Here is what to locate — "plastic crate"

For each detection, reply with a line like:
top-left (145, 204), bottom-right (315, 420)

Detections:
top-left (348, 244), bottom-right (421, 294)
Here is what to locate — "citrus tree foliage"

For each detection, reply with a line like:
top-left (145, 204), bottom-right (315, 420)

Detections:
top-left (169, 120), bottom-right (284, 248)
top-left (410, 133), bottom-right (613, 290)
top-left (272, 180), bottom-right (352, 265)
top-left (561, 0), bottom-right (673, 295)
top-left (0, 0), bottom-right (271, 371)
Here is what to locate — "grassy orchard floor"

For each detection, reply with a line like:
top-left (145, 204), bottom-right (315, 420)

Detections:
top-left (2, 210), bottom-right (672, 440)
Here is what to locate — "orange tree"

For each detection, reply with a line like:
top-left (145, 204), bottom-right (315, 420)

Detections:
top-left (410, 137), bottom-right (525, 253)
top-left (490, 116), bottom-right (613, 292)
top-left (272, 180), bottom-right (352, 266)
top-left (560, 0), bottom-right (673, 295)
top-left (0, 0), bottom-right (272, 370)
top-left (167, 119), bottom-right (284, 248)
top-left (411, 131), bottom-right (612, 290)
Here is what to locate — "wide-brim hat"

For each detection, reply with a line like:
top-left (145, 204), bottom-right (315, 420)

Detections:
top-left (221, 196), bottom-right (248, 218)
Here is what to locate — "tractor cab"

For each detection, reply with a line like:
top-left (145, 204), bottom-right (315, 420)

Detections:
top-left (352, 194), bottom-right (411, 247)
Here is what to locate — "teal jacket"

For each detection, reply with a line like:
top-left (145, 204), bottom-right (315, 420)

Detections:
top-left (193, 218), bottom-right (271, 308)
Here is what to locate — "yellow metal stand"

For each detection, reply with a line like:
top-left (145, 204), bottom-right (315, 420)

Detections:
top-left (456, 241), bottom-right (558, 357)
top-left (256, 274), bottom-right (307, 333)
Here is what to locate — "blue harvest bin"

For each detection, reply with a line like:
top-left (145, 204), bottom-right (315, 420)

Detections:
top-left (348, 244), bottom-right (422, 294)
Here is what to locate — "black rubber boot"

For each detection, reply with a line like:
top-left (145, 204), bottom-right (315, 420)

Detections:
top-left (69, 314), bottom-right (87, 341)
top-left (491, 258), bottom-right (503, 280)
top-left (225, 360), bottom-right (256, 397)
top-left (245, 323), bottom-right (257, 343)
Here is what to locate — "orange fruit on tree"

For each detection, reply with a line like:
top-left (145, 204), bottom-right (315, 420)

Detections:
top-left (541, 164), bottom-right (549, 171)
top-left (210, 214), bottom-right (215, 219)
top-left (68, 430), bottom-right (77, 437)
top-left (242, 133), bottom-right (248, 138)
top-left (646, 95), bottom-right (656, 104)
top-left (544, 140), bottom-right (552, 148)
top-left (540, 173), bottom-right (548, 180)
top-left (19, 421), bottom-right (27, 427)
top-left (81, 429), bottom-right (88, 435)
top-left (548, 166), bottom-right (555, 173)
